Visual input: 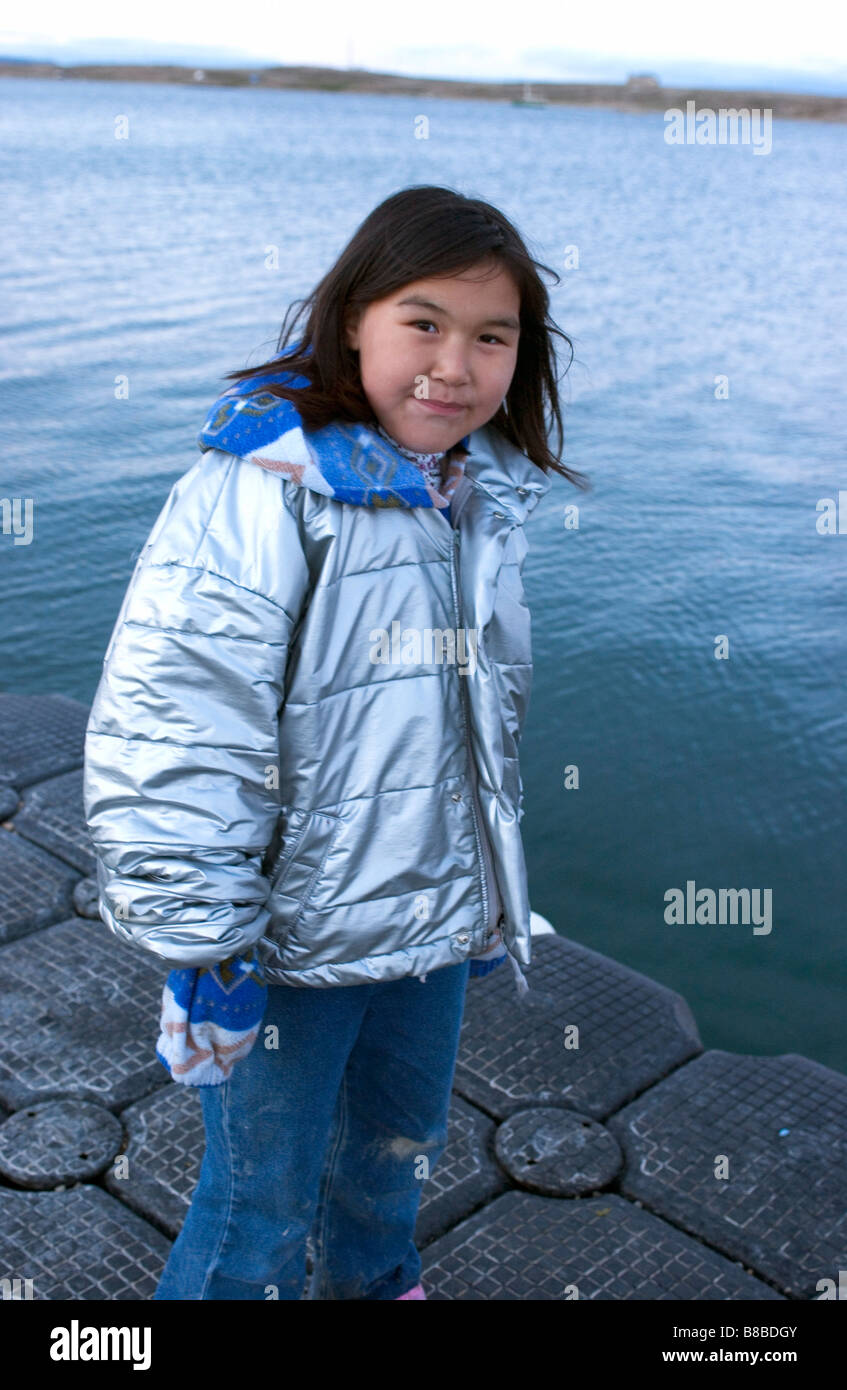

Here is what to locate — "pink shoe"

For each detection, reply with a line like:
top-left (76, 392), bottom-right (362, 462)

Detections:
top-left (396, 1282), bottom-right (426, 1300)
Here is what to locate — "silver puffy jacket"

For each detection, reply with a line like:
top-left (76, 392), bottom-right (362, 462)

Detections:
top-left (83, 420), bottom-right (551, 990)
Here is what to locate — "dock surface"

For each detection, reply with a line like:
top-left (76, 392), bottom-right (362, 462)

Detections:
top-left (0, 692), bottom-right (844, 1300)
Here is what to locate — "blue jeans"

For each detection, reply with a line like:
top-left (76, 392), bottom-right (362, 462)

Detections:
top-left (154, 958), bottom-right (471, 1299)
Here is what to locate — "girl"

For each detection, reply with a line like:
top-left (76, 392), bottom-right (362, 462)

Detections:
top-left (83, 184), bottom-right (589, 1301)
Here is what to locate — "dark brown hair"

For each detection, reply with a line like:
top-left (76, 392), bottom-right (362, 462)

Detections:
top-left (223, 184), bottom-right (589, 490)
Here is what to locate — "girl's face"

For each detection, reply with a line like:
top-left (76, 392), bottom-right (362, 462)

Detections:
top-left (345, 261), bottom-right (521, 453)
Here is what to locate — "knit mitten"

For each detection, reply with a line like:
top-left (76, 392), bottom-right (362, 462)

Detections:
top-left (156, 945), bottom-right (268, 1086)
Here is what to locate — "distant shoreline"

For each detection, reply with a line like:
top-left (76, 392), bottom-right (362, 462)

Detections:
top-left (1, 60), bottom-right (845, 123)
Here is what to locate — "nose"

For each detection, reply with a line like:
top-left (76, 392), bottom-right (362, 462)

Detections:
top-left (429, 339), bottom-right (472, 387)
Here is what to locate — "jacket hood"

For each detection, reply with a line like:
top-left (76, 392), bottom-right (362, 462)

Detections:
top-left (197, 365), bottom-right (553, 520)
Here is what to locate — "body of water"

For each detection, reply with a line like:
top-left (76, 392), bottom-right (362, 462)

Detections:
top-left (1, 77), bottom-right (845, 1070)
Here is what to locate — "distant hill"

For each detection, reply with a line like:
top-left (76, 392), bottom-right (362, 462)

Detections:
top-left (0, 57), bottom-right (844, 122)
top-left (0, 36), bottom-right (845, 96)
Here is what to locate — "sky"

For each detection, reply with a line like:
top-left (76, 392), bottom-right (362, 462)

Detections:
top-left (1, 0), bottom-right (845, 94)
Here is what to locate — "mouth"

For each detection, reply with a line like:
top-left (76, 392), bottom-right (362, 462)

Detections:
top-left (413, 398), bottom-right (467, 416)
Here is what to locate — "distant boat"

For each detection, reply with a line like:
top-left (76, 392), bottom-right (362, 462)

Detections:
top-left (511, 82), bottom-right (549, 108)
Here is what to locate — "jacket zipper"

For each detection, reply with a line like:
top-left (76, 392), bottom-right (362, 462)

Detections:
top-left (448, 526), bottom-right (490, 936)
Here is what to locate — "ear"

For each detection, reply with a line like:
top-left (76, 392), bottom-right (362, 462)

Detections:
top-left (344, 308), bottom-right (361, 353)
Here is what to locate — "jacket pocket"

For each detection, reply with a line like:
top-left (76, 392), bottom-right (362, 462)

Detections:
top-left (267, 807), bottom-right (341, 924)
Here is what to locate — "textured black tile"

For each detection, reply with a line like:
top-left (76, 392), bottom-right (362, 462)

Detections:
top-left (13, 769), bottom-right (95, 874)
top-left (0, 916), bottom-right (171, 1110)
top-left (421, 1190), bottom-right (786, 1300)
top-left (0, 1184), bottom-right (171, 1299)
top-left (455, 933), bottom-right (702, 1120)
top-left (0, 693), bottom-right (89, 790)
top-left (608, 1049), bottom-right (847, 1299)
top-left (0, 831), bottom-right (79, 942)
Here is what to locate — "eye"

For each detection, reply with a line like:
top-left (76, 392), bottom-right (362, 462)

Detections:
top-left (408, 320), bottom-right (505, 345)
